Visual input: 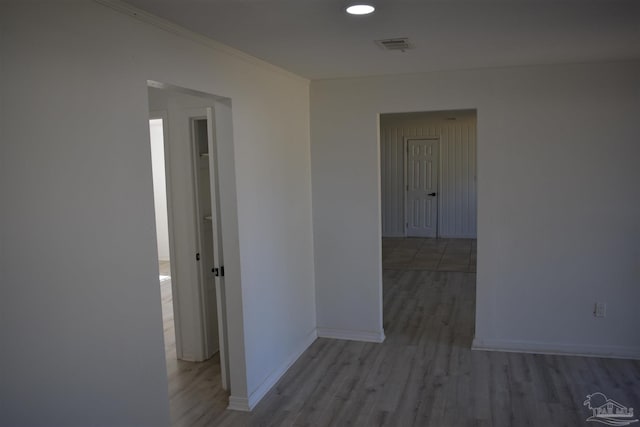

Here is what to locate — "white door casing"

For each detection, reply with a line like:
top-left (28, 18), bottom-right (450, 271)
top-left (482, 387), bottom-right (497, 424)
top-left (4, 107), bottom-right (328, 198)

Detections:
top-left (405, 138), bottom-right (439, 237)
top-left (206, 106), bottom-right (230, 391)
top-left (164, 105), bottom-right (212, 363)
top-left (190, 109), bottom-right (220, 364)
top-left (189, 107), bottom-right (229, 390)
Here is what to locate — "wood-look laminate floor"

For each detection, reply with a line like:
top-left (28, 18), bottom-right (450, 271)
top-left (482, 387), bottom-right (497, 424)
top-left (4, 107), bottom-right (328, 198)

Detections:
top-left (159, 261), bottom-right (228, 426)
top-left (383, 237), bottom-right (476, 272)
top-left (160, 256), bottom-right (640, 426)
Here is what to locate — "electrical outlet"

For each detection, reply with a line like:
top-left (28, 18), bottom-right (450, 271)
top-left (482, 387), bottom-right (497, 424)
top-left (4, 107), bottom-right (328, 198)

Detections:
top-left (594, 302), bottom-right (607, 318)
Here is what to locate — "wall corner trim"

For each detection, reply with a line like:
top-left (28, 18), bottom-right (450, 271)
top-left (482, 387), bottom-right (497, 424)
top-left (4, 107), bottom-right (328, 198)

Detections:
top-left (472, 337), bottom-right (640, 361)
top-left (317, 328), bottom-right (386, 343)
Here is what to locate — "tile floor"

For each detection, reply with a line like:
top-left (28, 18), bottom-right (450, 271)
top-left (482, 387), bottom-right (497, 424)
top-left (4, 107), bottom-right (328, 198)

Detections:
top-left (383, 237), bottom-right (476, 272)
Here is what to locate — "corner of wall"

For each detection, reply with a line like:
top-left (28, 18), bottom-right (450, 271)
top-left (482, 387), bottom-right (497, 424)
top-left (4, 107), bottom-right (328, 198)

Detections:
top-left (234, 328), bottom-right (318, 411)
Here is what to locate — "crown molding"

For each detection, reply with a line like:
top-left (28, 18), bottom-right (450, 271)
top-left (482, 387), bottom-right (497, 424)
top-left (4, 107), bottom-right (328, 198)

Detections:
top-left (94, 0), bottom-right (309, 85)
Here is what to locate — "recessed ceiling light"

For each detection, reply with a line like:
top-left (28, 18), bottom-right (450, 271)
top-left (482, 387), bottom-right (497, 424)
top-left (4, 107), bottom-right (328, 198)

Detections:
top-left (346, 4), bottom-right (375, 15)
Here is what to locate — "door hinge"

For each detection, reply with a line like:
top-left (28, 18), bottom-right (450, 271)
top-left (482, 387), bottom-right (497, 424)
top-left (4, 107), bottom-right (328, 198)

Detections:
top-left (196, 252), bottom-right (200, 261)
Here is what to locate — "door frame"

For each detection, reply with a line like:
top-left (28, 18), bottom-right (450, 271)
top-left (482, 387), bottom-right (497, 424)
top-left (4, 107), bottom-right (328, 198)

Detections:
top-left (188, 109), bottom-right (216, 358)
top-left (150, 105), bottom-right (230, 388)
top-left (148, 81), bottom-right (240, 400)
top-left (403, 136), bottom-right (441, 238)
top-left (187, 107), bottom-right (229, 390)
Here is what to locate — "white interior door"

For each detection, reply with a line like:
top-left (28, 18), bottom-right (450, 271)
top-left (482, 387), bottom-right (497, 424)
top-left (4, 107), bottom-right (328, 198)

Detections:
top-left (189, 107), bottom-right (229, 390)
top-left (406, 138), bottom-right (439, 237)
top-left (191, 110), bottom-right (219, 363)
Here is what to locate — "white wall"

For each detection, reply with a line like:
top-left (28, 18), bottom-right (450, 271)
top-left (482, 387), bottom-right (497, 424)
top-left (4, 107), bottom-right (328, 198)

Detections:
top-left (311, 60), bottom-right (640, 359)
top-left (0, 1), bottom-right (316, 425)
top-left (380, 110), bottom-right (477, 238)
top-left (149, 119), bottom-right (171, 261)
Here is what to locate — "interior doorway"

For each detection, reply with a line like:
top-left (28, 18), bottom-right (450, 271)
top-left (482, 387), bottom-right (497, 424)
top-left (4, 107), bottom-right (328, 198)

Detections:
top-left (380, 109), bottom-right (478, 345)
top-left (147, 83), bottom-right (234, 421)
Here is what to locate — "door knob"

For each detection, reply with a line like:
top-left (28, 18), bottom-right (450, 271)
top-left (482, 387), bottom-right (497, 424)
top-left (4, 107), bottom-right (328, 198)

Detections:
top-left (428, 192), bottom-right (437, 196)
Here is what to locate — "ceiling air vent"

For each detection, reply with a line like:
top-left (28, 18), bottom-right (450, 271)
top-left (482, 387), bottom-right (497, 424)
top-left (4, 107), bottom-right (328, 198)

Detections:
top-left (375, 38), bottom-right (412, 52)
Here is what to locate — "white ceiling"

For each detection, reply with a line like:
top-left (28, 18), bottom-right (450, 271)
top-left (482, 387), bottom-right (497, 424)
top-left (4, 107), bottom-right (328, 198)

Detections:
top-left (124, 0), bottom-right (640, 80)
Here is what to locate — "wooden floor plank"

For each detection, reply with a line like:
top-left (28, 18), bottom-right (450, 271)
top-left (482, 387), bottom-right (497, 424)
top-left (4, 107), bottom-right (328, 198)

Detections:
top-left (158, 240), bottom-right (639, 426)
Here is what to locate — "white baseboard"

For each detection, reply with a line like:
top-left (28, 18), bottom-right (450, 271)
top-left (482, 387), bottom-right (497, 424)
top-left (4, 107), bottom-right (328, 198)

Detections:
top-left (472, 337), bottom-right (640, 360)
top-left (317, 327), bottom-right (386, 343)
top-left (227, 328), bottom-right (318, 412)
top-left (227, 396), bottom-right (250, 412)
top-left (382, 234), bottom-right (477, 239)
